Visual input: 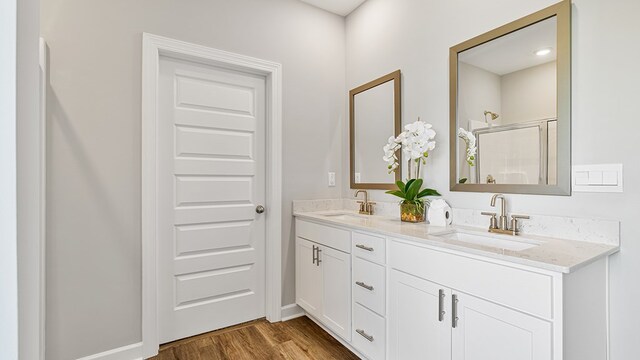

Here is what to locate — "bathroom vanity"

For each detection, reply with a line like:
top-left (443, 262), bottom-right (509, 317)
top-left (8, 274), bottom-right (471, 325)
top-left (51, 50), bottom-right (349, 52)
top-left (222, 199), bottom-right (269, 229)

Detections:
top-left (293, 207), bottom-right (618, 360)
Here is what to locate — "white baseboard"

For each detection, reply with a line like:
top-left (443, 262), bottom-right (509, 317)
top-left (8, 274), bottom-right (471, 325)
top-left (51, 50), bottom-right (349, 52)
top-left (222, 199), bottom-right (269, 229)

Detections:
top-left (76, 342), bottom-right (143, 360)
top-left (281, 303), bottom-right (305, 321)
top-left (79, 306), bottom-right (302, 360)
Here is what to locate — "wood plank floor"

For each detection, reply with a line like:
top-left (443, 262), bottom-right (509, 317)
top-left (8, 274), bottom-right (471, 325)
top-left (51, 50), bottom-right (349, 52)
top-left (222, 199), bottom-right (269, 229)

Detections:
top-left (152, 316), bottom-right (360, 360)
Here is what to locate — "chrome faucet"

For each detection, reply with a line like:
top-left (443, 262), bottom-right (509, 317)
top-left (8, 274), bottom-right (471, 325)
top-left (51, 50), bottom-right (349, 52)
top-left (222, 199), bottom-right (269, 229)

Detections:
top-left (481, 194), bottom-right (530, 235)
top-left (491, 194), bottom-right (508, 230)
top-left (354, 190), bottom-right (375, 215)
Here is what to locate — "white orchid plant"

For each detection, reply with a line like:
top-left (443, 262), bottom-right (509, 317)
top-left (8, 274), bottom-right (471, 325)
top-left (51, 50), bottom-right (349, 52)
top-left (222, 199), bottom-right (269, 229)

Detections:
top-left (457, 128), bottom-right (477, 167)
top-left (382, 118), bottom-right (440, 207)
top-left (384, 119), bottom-right (437, 177)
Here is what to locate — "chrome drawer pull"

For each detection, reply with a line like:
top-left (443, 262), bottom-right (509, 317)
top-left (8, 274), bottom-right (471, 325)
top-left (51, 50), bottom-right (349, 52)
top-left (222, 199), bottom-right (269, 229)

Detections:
top-left (355, 281), bottom-right (374, 291)
top-left (355, 244), bottom-right (374, 252)
top-left (438, 289), bottom-right (445, 322)
top-left (356, 329), bottom-right (374, 342)
top-left (452, 294), bottom-right (459, 328)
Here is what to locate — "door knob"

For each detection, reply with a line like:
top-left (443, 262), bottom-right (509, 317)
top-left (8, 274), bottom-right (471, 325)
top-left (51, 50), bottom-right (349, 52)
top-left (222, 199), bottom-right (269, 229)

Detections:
top-left (256, 205), bottom-right (265, 214)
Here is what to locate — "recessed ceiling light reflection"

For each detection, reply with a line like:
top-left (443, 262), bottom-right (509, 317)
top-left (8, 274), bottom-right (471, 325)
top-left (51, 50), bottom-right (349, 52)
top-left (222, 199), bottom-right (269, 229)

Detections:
top-left (535, 48), bottom-right (552, 56)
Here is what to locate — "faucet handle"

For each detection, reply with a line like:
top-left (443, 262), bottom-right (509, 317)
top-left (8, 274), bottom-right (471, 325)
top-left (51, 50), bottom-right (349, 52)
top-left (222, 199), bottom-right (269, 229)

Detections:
top-left (510, 214), bottom-right (530, 234)
top-left (481, 211), bottom-right (498, 229)
top-left (366, 202), bottom-right (375, 215)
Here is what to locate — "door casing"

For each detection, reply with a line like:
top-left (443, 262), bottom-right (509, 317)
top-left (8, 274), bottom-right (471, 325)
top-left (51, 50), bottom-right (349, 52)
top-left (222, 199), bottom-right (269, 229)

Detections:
top-left (141, 33), bottom-right (283, 358)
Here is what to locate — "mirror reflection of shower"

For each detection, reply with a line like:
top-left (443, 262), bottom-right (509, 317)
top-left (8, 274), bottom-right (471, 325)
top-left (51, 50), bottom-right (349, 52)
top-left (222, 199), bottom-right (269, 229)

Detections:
top-left (484, 110), bottom-right (499, 124)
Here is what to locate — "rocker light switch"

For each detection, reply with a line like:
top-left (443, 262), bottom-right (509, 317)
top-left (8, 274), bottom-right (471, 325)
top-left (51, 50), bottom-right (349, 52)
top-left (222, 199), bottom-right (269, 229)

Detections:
top-left (602, 171), bottom-right (618, 186)
top-left (574, 171), bottom-right (589, 185)
top-left (573, 164), bottom-right (623, 192)
top-left (588, 171), bottom-right (603, 185)
top-left (328, 172), bottom-right (336, 187)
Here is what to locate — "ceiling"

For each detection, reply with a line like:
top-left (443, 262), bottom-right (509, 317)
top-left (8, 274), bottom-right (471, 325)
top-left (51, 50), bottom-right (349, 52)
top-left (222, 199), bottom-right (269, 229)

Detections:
top-left (299, 0), bottom-right (367, 16)
top-left (459, 16), bottom-right (557, 75)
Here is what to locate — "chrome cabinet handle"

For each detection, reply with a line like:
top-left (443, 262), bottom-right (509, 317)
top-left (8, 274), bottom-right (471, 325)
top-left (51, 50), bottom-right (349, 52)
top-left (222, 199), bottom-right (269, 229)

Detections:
top-left (312, 245), bottom-right (317, 265)
top-left (356, 329), bottom-right (374, 342)
top-left (452, 294), bottom-right (459, 328)
top-left (355, 281), bottom-right (374, 291)
top-left (316, 248), bottom-right (322, 266)
top-left (256, 205), bottom-right (265, 214)
top-left (438, 289), bottom-right (445, 322)
top-left (355, 244), bottom-right (374, 252)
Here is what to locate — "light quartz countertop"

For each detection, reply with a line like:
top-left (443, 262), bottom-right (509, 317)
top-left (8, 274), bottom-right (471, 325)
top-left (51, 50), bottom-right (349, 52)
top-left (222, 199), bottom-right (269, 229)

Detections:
top-left (294, 210), bottom-right (619, 274)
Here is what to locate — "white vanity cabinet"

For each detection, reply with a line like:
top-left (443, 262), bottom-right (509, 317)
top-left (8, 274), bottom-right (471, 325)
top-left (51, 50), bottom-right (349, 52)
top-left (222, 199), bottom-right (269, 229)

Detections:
top-left (388, 269), bottom-right (451, 360)
top-left (295, 220), bottom-right (351, 340)
top-left (389, 268), bottom-right (551, 360)
top-left (295, 237), bottom-right (322, 316)
top-left (351, 232), bottom-right (387, 360)
top-left (389, 238), bottom-right (607, 360)
top-left (294, 214), bottom-right (611, 360)
top-left (451, 291), bottom-right (552, 360)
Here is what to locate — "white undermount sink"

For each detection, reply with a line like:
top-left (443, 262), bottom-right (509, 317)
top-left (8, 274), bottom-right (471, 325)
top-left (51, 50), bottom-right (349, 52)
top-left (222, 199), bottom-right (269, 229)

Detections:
top-left (318, 211), bottom-right (370, 221)
top-left (437, 229), bottom-right (543, 251)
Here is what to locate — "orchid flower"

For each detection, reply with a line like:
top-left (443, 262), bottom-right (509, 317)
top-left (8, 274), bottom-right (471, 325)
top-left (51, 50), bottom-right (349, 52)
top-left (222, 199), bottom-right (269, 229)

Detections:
top-left (458, 128), bottom-right (477, 167)
top-left (382, 118), bottom-right (437, 177)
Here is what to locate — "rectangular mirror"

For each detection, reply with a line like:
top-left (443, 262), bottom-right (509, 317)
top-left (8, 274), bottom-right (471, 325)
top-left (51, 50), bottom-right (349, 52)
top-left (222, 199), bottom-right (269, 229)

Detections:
top-left (350, 70), bottom-right (402, 189)
top-left (450, 0), bottom-right (571, 195)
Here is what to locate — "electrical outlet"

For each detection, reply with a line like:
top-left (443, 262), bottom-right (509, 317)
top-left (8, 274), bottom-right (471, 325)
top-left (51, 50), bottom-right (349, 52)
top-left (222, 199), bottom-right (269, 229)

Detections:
top-left (328, 172), bottom-right (336, 187)
top-left (355, 172), bottom-right (361, 183)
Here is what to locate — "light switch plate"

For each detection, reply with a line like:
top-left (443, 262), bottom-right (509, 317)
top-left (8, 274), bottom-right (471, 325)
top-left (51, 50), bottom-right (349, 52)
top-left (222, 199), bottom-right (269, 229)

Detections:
top-left (328, 172), bottom-right (336, 187)
top-left (572, 164), bottom-right (623, 192)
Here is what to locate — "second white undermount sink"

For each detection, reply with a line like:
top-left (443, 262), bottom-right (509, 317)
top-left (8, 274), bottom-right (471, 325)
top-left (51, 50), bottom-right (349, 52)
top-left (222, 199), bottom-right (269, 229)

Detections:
top-left (319, 212), bottom-right (369, 221)
top-left (437, 229), bottom-right (543, 251)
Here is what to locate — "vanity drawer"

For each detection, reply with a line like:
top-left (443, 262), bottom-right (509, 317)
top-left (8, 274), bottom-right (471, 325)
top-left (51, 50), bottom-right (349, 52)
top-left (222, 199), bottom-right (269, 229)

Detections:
top-left (352, 231), bottom-right (386, 264)
top-left (389, 240), bottom-right (553, 319)
top-left (353, 303), bottom-right (386, 360)
top-left (353, 257), bottom-right (386, 316)
top-left (296, 219), bottom-right (351, 253)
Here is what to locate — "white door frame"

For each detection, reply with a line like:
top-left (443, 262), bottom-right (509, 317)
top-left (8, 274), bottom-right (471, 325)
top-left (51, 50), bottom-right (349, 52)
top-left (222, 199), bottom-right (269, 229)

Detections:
top-left (141, 33), bottom-right (283, 358)
top-left (3, 0), bottom-right (45, 358)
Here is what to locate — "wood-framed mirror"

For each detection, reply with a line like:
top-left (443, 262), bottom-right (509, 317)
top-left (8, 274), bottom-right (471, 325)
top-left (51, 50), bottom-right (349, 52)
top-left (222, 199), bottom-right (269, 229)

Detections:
top-left (350, 70), bottom-right (402, 190)
top-left (450, 0), bottom-right (571, 195)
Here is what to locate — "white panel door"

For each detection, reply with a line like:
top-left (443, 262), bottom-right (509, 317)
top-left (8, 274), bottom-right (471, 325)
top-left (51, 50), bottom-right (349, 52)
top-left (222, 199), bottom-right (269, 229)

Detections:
top-left (319, 244), bottom-right (351, 340)
top-left (158, 56), bottom-right (266, 343)
top-left (389, 270), bottom-right (452, 360)
top-left (295, 237), bottom-right (322, 318)
top-left (451, 292), bottom-right (552, 360)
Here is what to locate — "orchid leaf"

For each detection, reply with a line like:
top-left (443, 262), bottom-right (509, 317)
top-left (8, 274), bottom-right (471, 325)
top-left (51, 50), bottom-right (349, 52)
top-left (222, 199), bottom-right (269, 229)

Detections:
top-left (396, 180), bottom-right (406, 193)
top-left (405, 179), bottom-right (423, 201)
top-left (417, 188), bottom-right (441, 199)
top-left (385, 190), bottom-right (406, 198)
top-left (405, 179), bottom-right (416, 193)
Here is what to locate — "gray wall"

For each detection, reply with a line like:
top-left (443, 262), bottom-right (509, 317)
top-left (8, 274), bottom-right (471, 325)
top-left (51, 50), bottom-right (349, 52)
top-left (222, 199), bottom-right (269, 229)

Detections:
top-left (345, 0), bottom-right (640, 358)
top-left (40, 0), bottom-right (345, 358)
top-left (501, 61), bottom-right (556, 124)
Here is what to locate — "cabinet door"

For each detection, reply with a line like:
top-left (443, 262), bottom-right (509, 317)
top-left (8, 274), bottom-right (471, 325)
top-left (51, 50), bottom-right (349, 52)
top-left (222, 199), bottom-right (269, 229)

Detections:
top-left (389, 270), bottom-right (451, 360)
top-left (295, 237), bottom-right (322, 318)
top-left (319, 245), bottom-right (352, 340)
top-left (451, 292), bottom-right (552, 360)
